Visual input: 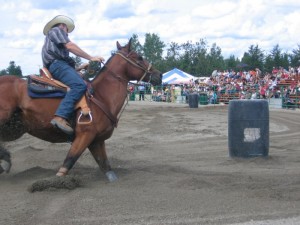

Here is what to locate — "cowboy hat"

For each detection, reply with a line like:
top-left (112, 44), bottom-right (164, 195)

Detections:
top-left (43, 15), bottom-right (75, 35)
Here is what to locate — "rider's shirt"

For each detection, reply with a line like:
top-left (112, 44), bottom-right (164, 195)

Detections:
top-left (41, 27), bottom-right (71, 68)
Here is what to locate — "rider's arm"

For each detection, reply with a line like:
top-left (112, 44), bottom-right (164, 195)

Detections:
top-left (65, 41), bottom-right (92, 60)
top-left (65, 41), bottom-right (105, 62)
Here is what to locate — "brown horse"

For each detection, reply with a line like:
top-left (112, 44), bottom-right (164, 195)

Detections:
top-left (0, 39), bottom-right (162, 181)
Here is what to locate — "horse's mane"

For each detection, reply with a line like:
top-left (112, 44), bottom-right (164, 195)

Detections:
top-left (90, 53), bottom-right (116, 82)
top-left (0, 75), bottom-right (21, 81)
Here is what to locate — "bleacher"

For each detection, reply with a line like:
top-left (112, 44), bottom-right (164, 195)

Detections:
top-left (218, 93), bottom-right (240, 104)
top-left (285, 94), bottom-right (300, 108)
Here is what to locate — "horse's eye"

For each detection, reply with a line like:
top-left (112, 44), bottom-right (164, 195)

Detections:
top-left (138, 56), bottom-right (143, 61)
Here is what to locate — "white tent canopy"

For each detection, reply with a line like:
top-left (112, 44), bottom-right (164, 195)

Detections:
top-left (162, 68), bottom-right (196, 84)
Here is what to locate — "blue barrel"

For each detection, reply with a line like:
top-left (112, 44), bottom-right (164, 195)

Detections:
top-left (228, 100), bottom-right (269, 157)
top-left (189, 93), bottom-right (199, 108)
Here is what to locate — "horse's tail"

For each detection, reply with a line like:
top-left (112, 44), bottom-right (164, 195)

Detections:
top-left (0, 144), bottom-right (11, 173)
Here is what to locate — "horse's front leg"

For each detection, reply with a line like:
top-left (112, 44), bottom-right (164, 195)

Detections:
top-left (88, 140), bottom-right (118, 182)
top-left (56, 134), bottom-right (94, 176)
top-left (0, 145), bottom-right (11, 174)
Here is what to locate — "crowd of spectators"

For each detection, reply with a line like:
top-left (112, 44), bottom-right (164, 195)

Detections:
top-left (128, 66), bottom-right (300, 105)
top-left (206, 66), bottom-right (300, 101)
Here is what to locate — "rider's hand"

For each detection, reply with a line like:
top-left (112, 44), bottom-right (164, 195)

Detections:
top-left (90, 56), bottom-right (105, 62)
top-left (76, 62), bottom-right (89, 71)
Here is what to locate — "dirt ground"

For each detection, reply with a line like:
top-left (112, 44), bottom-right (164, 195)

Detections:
top-left (1, 101), bottom-right (300, 225)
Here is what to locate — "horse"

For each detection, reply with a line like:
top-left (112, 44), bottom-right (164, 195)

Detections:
top-left (0, 39), bottom-right (162, 181)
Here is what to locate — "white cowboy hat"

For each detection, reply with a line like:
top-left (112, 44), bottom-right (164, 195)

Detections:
top-left (43, 15), bottom-right (75, 35)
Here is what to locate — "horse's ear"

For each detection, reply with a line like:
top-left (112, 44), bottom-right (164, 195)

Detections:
top-left (117, 41), bottom-right (122, 50)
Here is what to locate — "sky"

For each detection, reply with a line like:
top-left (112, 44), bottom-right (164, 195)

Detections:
top-left (0, 0), bottom-right (300, 75)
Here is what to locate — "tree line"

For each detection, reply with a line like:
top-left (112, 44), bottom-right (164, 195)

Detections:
top-left (2, 33), bottom-right (300, 77)
top-left (0, 61), bottom-right (23, 77)
top-left (130, 33), bottom-right (300, 76)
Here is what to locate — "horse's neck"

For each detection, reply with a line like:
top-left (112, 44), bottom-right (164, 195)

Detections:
top-left (92, 70), bottom-right (128, 116)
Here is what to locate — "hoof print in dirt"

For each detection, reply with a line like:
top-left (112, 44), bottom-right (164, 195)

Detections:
top-left (28, 175), bottom-right (83, 193)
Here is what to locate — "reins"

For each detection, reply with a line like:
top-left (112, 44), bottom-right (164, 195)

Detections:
top-left (115, 52), bottom-right (153, 83)
top-left (88, 95), bottom-right (119, 127)
top-left (88, 51), bottom-right (152, 127)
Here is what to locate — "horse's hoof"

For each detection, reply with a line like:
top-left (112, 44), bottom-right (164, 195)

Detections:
top-left (56, 167), bottom-right (68, 176)
top-left (105, 171), bottom-right (118, 182)
top-left (0, 159), bottom-right (11, 174)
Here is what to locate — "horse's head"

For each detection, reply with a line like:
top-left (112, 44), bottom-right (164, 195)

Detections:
top-left (115, 39), bottom-right (162, 86)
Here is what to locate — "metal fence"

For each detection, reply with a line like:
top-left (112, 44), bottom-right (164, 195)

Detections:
top-left (127, 84), bottom-right (300, 109)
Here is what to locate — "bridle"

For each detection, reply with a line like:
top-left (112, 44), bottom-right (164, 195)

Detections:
top-left (115, 51), bottom-right (153, 83)
top-left (88, 50), bottom-right (154, 127)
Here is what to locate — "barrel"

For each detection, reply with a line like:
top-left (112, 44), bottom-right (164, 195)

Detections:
top-left (129, 93), bottom-right (135, 101)
top-left (228, 100), bottom-right (269, 157)
top-left (199, 93), bottom-right (208, 105)
top-left (188, 93), bottom-right (199, 108)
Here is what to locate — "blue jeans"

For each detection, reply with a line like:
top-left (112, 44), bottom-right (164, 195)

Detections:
top-left (49, 60), bottom-right (87, 119)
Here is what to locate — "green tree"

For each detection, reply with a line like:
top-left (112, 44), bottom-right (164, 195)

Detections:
top-left (0, 61), bottom-right (22, 77)
top-left (166, 42), bottom-right (181, 60)
top-left (281, 52), bottom-right (290, 70)
top-left (241, 45), bottom-right (264, 71)
top-left (224, 55), bottom-right (240, 71)
top-left (270, 44), bottom-right (282, 68)
top-left (290, 45), bottom-right (300, 67)
top-left (264, 45), bottom-right (291, 72)
top-left (142, 33), bottom-right (165, 67)
top-left (207, 43), bottom-right (225, 74)
top-left (178, 41), bottom-right (195, 73)
top-left (0, 69), bottom-right (7, 75)
top-left (192, 39), bottom-right (209, 76)
top-left (163, 42), bottom-right (181, 72)
top-left (130, 33), bottom-right (143, 55)
top-left (264, 54), bottom-right (273, 73)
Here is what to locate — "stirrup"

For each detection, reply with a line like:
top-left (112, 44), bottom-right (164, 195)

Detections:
top-left (77, 111), bottom-right (93, 125)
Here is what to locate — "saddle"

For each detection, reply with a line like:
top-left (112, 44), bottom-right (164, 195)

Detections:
top-left (28, 68), bottom-right (92, 124)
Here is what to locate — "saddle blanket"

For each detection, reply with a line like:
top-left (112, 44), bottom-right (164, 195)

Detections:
top-left (27, 76), bottom-right (66, 98)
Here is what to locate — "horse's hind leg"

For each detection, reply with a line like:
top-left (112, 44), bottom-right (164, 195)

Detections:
top-left (88, 140), bottom-right (118, 182)
top-left (0, 144), bottom-right (11, 174)
top-left (0, 94), bottom-right (25, 141)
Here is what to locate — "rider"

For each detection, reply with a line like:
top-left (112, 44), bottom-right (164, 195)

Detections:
top-left (41, 15), bottom-right (105, 135)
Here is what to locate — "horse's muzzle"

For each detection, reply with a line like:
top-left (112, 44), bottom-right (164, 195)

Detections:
top-left (150, 71), bottom-right (162, 86)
